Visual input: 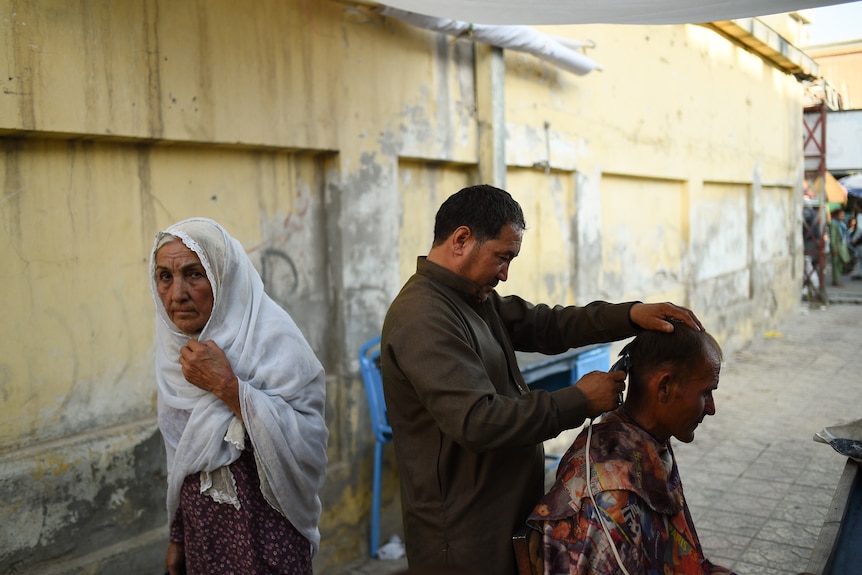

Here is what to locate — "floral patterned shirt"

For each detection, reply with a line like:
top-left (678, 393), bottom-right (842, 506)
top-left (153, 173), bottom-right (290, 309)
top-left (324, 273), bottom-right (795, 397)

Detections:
top-left (527, 410), bottom-right (736, 575)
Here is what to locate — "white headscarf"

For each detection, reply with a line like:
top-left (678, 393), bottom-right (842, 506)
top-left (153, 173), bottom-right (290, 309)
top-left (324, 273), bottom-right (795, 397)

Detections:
top-left (150, 217), bottom-right (328, 555)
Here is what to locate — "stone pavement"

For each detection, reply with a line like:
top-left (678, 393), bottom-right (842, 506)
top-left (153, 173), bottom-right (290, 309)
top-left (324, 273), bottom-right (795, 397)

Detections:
top-left (333, 278), bottom-right (862, 575)
top-left (676, 296), bottom-right (862, 574)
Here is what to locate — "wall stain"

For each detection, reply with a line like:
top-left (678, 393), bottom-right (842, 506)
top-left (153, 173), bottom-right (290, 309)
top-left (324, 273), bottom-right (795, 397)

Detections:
top-left (260, 247), bottom-right (300, 309)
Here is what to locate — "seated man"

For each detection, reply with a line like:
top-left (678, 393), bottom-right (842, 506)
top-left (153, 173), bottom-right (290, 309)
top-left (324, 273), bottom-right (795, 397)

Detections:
top-left (527, 323), bottom-right (736, 575)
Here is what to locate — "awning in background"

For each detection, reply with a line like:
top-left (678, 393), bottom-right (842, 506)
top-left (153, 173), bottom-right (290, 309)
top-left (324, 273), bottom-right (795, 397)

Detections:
top-left (828, 173), bottom-right (849, 203)
top-left (841, 174), bottom-right (862, 199)
top-left (378, 0), bottom-right (857, 25)
top-left (808, 171), bottom-right (849, 204)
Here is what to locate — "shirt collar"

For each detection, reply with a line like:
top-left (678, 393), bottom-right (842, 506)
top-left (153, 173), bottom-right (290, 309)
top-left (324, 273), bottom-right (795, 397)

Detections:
top-left (416, 256), bottom-right (486, 305)
top-left (616, 406), bottom-right (669, 449)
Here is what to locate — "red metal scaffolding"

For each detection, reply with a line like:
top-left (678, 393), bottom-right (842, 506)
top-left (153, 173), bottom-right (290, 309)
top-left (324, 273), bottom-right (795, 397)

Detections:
top-left (803, 104), bottom-right (828, 305)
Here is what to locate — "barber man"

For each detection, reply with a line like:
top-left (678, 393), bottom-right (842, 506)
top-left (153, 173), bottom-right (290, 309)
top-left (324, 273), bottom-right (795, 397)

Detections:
top-left (381, 184), bottom-right (703, 575)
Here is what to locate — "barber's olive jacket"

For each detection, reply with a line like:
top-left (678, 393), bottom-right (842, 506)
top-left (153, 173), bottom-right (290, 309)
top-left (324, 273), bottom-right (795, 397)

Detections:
top-left (380, 257), bottom-right (638, 575)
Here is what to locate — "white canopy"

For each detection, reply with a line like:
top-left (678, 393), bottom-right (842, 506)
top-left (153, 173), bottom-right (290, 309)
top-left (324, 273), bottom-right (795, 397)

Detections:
top-left (378, 0), bottom-right (856, 25)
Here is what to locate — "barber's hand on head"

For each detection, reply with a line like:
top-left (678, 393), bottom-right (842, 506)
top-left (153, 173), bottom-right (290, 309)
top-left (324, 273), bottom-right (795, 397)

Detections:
top-left (576, 370), bottom-right (626, 418)
top-left (179, 339), bottom-right (243, 419)
top-left (629, 302), bottom-right (703, 333)
top-left (164, 541), bottom-right (185, 575)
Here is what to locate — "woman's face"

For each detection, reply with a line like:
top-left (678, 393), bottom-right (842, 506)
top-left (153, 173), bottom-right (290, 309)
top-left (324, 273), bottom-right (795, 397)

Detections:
top-left (154, 240), bottom-right (214, 335)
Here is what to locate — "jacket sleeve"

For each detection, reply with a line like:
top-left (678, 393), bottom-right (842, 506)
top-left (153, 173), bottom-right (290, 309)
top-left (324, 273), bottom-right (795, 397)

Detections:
top-left (494, 295), bottom-right (639, 354)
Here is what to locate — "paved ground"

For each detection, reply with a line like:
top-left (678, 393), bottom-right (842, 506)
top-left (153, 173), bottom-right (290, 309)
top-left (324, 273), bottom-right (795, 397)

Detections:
top-left (677, 288), bottom-right (862, 574)
top-left (334, 274), bottom-right (862, 575)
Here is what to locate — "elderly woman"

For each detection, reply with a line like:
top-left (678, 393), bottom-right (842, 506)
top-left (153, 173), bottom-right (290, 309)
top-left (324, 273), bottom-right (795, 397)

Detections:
top-left (150, 218), bottom-right (328, 575)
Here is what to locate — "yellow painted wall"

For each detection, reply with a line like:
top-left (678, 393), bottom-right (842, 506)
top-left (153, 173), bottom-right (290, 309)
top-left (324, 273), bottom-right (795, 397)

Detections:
top-left (807, 41), bottom-right (862, 109)
top-left (396, 160), bottom-right (476, 282)
top-left (503, 168), bottom-right (578, 305)
top-left (0, 1), bottom-right (807, 572)
top-left (504, 23), bottom-right (803, 182)
top-left (497, 22), bottom-right (801, 331)
top-left (597, 175), bottom-right (688, 303)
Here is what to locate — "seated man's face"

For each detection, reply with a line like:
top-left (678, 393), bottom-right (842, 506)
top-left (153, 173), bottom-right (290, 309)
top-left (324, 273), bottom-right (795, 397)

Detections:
top-left (665, 350), bottom-right (720, 443)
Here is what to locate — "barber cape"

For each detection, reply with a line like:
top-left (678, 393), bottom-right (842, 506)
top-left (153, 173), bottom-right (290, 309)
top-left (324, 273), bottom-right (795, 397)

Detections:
top-left (526, 410), bottom-right (735, 574)
top-left (150, 217), bottom-right (329, 554)
top-left (533, 411), bottom-right (684, 521)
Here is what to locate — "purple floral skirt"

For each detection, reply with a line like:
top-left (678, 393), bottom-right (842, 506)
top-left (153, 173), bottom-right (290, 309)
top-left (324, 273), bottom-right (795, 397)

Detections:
top-left (170, 447), bottom-right (312, 575)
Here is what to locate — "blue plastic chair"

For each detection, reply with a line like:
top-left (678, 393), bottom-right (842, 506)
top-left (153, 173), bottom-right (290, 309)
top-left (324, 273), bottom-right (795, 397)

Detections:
top-left (358, 335), bottom-right (392, 558)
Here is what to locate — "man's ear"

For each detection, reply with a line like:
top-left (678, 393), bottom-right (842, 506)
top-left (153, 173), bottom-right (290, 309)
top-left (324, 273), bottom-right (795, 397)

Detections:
top-left (451, 226), bottom-right (473, 256)
top-left (655, 371), bottom-right (674, 404)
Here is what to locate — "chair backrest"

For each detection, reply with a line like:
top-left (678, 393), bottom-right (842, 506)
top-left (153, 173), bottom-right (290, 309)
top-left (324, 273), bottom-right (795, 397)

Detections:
top-left (512, 523), bottom-right (543, 575)
top-left (359, 335), bottom-right (392, 443)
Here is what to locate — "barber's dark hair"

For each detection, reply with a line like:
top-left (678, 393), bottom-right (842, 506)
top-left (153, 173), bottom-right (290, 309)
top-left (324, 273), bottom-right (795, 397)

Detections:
top-left (626, 321), bottom-right (721, 397)
top-left (432, 185), bottom-right (526, 246)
